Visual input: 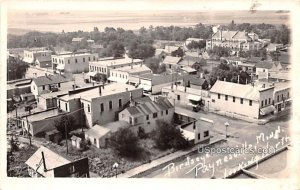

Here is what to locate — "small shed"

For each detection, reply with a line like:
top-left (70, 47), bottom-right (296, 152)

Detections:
top-left (71, 135), bottom-right (82, 149)
top-left (85, 125), bottom-right (111, 148)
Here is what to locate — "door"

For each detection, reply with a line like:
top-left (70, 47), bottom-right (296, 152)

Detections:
top-left (278, 104), bottom-right (281, 112)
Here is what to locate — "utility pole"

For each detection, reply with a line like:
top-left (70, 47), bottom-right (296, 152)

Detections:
top-left (26, 116), bottom-right (32, 146)
top-left (65, 121), bottom-right (69, 154)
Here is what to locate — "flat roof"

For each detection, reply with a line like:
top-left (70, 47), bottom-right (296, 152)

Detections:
top-left (52, 52), bottom-right (96, 58)
top-left (112, 64), bottom-right (151, 73)
top-left (40, 89), bottom-right (69, 99)
top-left (59, 83), bottom-right (139, 102)
top-left (89, 57), bottom-right (142, 67)
top-left (23, 108), bottom-right (60, 123)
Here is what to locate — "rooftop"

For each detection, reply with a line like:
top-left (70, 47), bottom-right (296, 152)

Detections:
top-left (186, 38), bottom-right (204, 42)
top-left (112, 64), bottom-right (151, 73)
top-left (39, 89), bottom-right (69, 99)
top-left (25, 146), bottom-right (70, 177)
top-left (32, 74), bottom-right (73, 86)
top-left (103, 121), bottom-right (130, 133)
top-left (85, 124), bottom-right (111, 138)
top-left (163, 85), bottom-right (209, 97)
top-left (52, 52), bottom-right (96, 58)
top-left (59, 83), bottom-right (138, 102)
top-left (89, 57), bottom-right (142, 67)
top-left (162, 56), bottom-right (182, 65)
top-left (23, 108), bottom-right (60, 123)
top-left (210, 80), bottom-right (272, 101)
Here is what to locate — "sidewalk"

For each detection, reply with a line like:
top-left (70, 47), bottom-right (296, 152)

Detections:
top-left (117, 137), bottom-right (225, 178)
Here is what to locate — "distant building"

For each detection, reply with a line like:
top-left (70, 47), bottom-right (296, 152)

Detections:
top-left (89, 57), bottom-right (143, 77)
top-left (26, 146), bottom-right (89, 177)
top-left (129, 73), bottom-right (183, 94)
top-left (72, 37), bottom-right (85, 43)
top-left (255, 61), bottom-right (283, 79)
top-left (206, 30), bottom-right (262, 51)
top-left (23, 48), bottom-right (52, 65)
top-left (37, 90), bottom-right (69, 110)
top-left (119, 97), bottom-right (174, 133)
top-left (209, 80), bottom-right (275, 119)
top-left (30, 74), bottom-right (74, 97)
top-left (57, 83), bottom-right (143, 127)
top-left (185, 38), bottom-right (205, 46)
top-left (162, 56), bottom-right (182, 70)
top-left (183, 75), bottom-right (209, 90)
top-left (181, 119), bottom-right (212, 144)
top-left (108, 64), bottom-right (152, 84)
top-left (266, 43), bottom-right (284, 52)
top-left (52, 53), bottom-right (99, 74)
top-left (85, 124), bottom-right (111, 148)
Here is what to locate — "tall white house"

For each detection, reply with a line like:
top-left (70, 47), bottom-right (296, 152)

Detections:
top-left (52, 53), bottom-right (99, 74)
top-left (209, 80), bottom-right (275, 119)
top-left (23, 48), bottom-right (52, 65)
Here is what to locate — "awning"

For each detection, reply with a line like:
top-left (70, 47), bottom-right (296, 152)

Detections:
top-left (138, 84), bottom-right (152, 91)
top-left (56, 64), bottom-right (64, 70)
top-left (260, 105), bottom-right (276, 115)
top-left (87, 72), bottom-right (97, 77)
top-left (187, 94), bottom-right (202, 101)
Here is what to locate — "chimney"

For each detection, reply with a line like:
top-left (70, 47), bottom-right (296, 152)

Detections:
top-left (41, 151), bottom-right (47, 172)
top-left (99, 85), bottom-right (102, 96)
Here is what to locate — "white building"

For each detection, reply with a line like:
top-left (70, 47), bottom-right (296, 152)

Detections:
top-left (88, 57), bottom-right (143, 77)
top-left (52, 53), bottom-right (99, 74)
top-left (85, 124), bottom-right (111, 148)
top-left (209, 80), bottom-right (275, 119)
top-left (23, 48), bottom-right (52, 65)
top-left (108, 64), bottom-right (152, 84)
top-left (181, 118), bottom-right (212, 144)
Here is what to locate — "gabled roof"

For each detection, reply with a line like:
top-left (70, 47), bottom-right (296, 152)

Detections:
top-left (85, 124), bottom-right (111, 139)
top-left (25, 146), bottom-right (70, 177)
top-left (212, 30), bottom-right (238, 40)
top-left (162, 56), bottom-right (182, 65)
top-left (210, 80), bottom-right (265, 101)
top-left (32, 74), bottom-right (72, 86)
top-left (184, 75), bottom-right (207, 86)
top-left (232, 31), bottom-right (252, 41)
top-left (255, 61), bottom-right (275, 69)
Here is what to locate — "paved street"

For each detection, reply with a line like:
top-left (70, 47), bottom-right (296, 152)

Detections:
top-left (144, 107), bottom-right (291, 178)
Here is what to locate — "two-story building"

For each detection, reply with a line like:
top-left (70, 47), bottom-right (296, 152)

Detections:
top-left (89, 57), bottom-right (143, 77)
top-left (31, 74), bottom-right (74, 98)
top-left (108, 64), bottom-right (152, 84)
top-left (57, 83), bottom-right (143, 128)
top-left (209, 80), bottom-right (275, 119)
top-left (23, 48), bottom-right (52, 65)
top-left (52, 53), bottom-right (99, 74)
top-left (119, 97), bottom-right (174, 133)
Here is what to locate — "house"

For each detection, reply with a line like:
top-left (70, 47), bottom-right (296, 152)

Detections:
top-left (154, 48), bottom-right (167, 60)
top-left (237, 62), bottom-right (256, 73)
top-left (30, 74), bottom-right (74, 97)
top-left (206, 30), bottom-right (262, 51)
top-left (108, 64), bottom-right (152, 84)
top-left (221, 57), bottom-right (246, 66)
top-left (119, 97), bottom-right (174, 133)
top-left (180, 66), bottom-right (197, 75)
top-left (71, 135), bottom-right (82, 149)
top-left (57, 83), bottom-right (143, 128)
top-left (162, 56), bottom-right (182, 70)
top-left (20, 92), bottom-right (35, 102)
top-left (52, 53), bottom-right (99, 74)
top-left (185, 38), bottom-right (205, 46)
top-left (25, 146), bottom-right (89, 177)
top-left (23, 48), bottom-right (52, 64)
top-left (266, 43), bottom-right (284, 52)
top-left (273, 82), bottom-right (291, 112)
top-left (37, 90), bottom-right (69, 110)
top-left (162, 85), bottom-right (210, 111)
top-left (129, 72), bottom-right (183, 94)
top-left (255, 61), bottom-right (282, 78)
top-left (164, 45), bottom-right (181, 54)
top-left (209, 80), bottom-right (275, 119)
top-left (85, 124), bottom-right (111, 148)
top-left (89, 44), bottom-right (104, 56)
top-left (181, 118), bottom-right (212, 144)
top-left (268, 71), bottom-right (291, 81)
top-left (183, 75), bottom-right (209, 90)
top-left (72, 37), bottom-right (85, 43)
top-left (89, 57), bottom-right (143, 77)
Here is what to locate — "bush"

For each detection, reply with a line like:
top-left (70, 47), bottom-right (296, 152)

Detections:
top-left (152, 120), bottom-right (190, 151)
top-left (137, 127), bottom-right (148, 139)
top-left (108, 127), bottom-right (142, 158)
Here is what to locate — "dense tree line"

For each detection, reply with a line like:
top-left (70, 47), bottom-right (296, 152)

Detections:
top-left (7, 57), bottom-right (29, 80)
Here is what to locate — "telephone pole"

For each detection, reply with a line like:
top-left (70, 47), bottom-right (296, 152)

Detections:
top-left (65, 122), bottom-right (68, 154)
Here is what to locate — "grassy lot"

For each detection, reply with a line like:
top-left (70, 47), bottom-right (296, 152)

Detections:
top-left (46, 138), bottom-right (174, 178)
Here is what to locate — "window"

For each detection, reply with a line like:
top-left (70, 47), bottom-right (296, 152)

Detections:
top-left (65, 103), bottom-right (68, 111)
top-left (88, 57), bottom-right (91, 61)
top-left (212, 99), bottom-right (215, 103)
top-left (94, 138), bottom-right (96, 145)
top-left (100, 103), bottom-right (104, 112)
top-left (281, 94), bottom-right (284, 100)
top-left (75, 58), bottom-right (77, 63)
top-left (177, 95), bottom-right (180, 100)
top-left (269, 98), bottom-right (271, 104)
top-left (88, 104), bottom-right (90, 112)
top-left (61, 60), bottom-right (64, 64)
top-left (204, 131), bottom-right (209, 137)
top-left (277, 95), bottom-right (279, 102)
top-left (53, 58), bottom-right (55, 62)
top-left (153, 113), bottom-right (158, 118)
top-left (161, 111), bottom-right (163, 116)
top-left (261, 101), bottom-right (264, 107)
top-left (134, 118), bottom-right (138, 124)
top-left (58, 83), bottom-right (61, 88)
top-left (265, 99), bottom-right (267, 105)
top-left (83, 58), bottom-right (85, 62)
top-left (81, 103), bottom-right (84, 108)
top-left (104, 68), bottom-right (106, 73)
top-left (58, 100), bottom-right (60, 108)
top-left (263, 69), bottom-right (265, 72)
top-left (70, 166), bottom-right (75, 173)
top-left (93, 56), bottom-right (96, 61)
top-left (225, 95), bottom-right (228, 101)
top-left (68, 60), bottom-right (70, 64)
top-left (233, 96), bottom-right (235, 102)
top-left (166, 110), bottom-right (168, 115)
top-left (218, 93), bottom-right (220, 99)
top-left (198, 133), bottom-right (200, 140)
top-left (146, 115), bottom-right (149, 120)
top-left (240, 98), bottom-right (243, 104)
top-left (287, 92), bottom-right (289, 98)
top-left (37, 98), bottom-right (39, 103)
top-left (42, 85), bottom-right (45, 90)
top-left (109, 101), bottom-right (112, 110)
top-left (129, 117), bottom-right (132, 125)
top-left (119, 99), bottom-right (122, 108)
top-left (249, 100), bottom-right (252, 106)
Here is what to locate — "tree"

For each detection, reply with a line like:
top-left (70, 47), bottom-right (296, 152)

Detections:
top-left (107, 41), bottom-right (125, 58)
top-left (144, 58), bottom-right (166, 74)
top-left (127, 41), bottom-right (155, 60)
top-left (108, 127), bottom-right (141, 158)
top-left (152, 120), bottom-right (190, 150)
top-left (171, 47), bottom-right (184, 57)
top-left (7, 57), bottom-right (29, 81)
top-left (54, 115), bottom-right (76, 136)
top-left (187, 40), bottom-right (206, 50)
